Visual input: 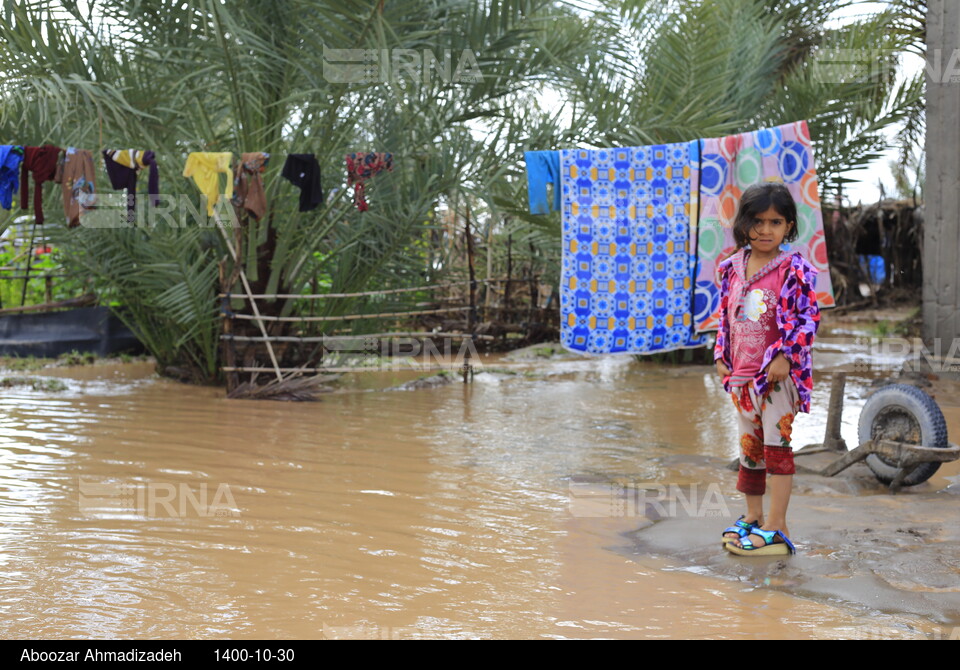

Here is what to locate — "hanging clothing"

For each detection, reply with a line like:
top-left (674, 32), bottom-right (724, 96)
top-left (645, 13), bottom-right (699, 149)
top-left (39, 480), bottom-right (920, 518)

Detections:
top-left (0, 145), bottom-right (25, 210)
top-left (102, 150), bottom-right (160, 220)
top-left (689, 120), bottom-right (835, 333)
top-left (20, 144), bottom-right (62, 225)
top-left (524, 150), bottom-right (561, 214)
top-left (183, 152), bottom-right (233, 216)
top-left (281, 154), bottom-right (323, 212)
top-left (345, 152), bottom-right (393, 211)
top-left (231, 152), bottom-right (270, 220)
top-left (558, 143), bottom-right (708, 355)
top-left (54, 147), bottom-right (97, 228)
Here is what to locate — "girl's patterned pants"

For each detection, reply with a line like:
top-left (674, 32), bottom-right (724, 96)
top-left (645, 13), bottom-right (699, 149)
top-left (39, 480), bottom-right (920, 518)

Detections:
top-left (731, 378), bottom-right (800, 495)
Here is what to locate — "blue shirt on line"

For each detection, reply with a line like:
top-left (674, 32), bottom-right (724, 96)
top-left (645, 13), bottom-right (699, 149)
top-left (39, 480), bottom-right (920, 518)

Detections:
top-left (524, 150), bottom-right (561, 215)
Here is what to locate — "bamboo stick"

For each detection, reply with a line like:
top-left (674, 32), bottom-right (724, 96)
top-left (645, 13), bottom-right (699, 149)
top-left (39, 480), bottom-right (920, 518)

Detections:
top-left (228, 306), bottom-right (468, 322)
top-left (214, 213), bottom-right (283, 382)
top-left (222, 365), bottom-right (471, 373)
top-left (0, 293), bottom-right (97, 314)
top-left (214, 277), bottom-right (528, 301)
top-left (484, 218), bottom-right (494, 320)
top-left (503, 233), bottom-right (512, 327)
top-left (218, 256), bottom-right (240, 394)
top-left (221, 332), bottom-right (489, 342)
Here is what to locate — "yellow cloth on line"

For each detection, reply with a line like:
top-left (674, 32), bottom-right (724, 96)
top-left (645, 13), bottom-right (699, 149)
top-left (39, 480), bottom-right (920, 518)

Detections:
top-left (110, 149), bottom-right (149, 170)
top-left (183, 152), bottom-right (234, 215)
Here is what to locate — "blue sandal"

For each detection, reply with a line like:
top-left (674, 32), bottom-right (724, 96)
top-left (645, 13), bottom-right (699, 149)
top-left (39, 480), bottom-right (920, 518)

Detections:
top-left (721, 515), bottom-right (761, 545)
top-left (724, 527), bottom-right (796, 556)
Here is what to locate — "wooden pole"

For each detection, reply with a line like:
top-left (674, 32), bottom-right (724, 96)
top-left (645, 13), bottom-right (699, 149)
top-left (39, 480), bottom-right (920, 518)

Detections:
top-left (20, 221), bottom-right (37, 306)
top-left (484, 217), bottom-right (494, 323)
top-left (218, 256), bottom-right (240, 394)
top-left (503, 233), bottom-right (512, 331)
top-left (924, 0), bottom-right (960, 346)
top-left (465, 203), bottom-right (476, 335)
top-left (823, 372), bottom-right (848, 452)
top-left (464, 203), bottom-right (476, 384)
top-left (527, 241), bottom-right (536, 339)
top-left (214, 213), bottom-right (283, 382)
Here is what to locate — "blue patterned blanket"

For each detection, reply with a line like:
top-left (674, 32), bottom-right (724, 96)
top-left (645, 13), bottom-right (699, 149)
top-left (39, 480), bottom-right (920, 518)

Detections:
top-left (559, 143), bottom-right (708, 355)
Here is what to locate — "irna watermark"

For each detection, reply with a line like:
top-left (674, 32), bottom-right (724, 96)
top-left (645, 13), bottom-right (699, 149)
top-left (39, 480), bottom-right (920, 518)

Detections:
top-left (809, 47), bottom-right (960, 85)
top-left (851, 624), bottom-right (960, 640)
top-left (321, 623), bottom-right (477, 640)
top-left (320, 334), bottom-right (482, 373)
top-left (78, 478), bottom-right (240, 518)
top-left (927, 48), bottom-right (960, 84)
top-left (322, 46), bottom-right (482, 84)
top-left (834, 335), bottom-right (960, 376)
top-left (76, 193), bottom-right (241, 229)
top-left (567, 478), bottom-right (730, 519)
top-left (809, 48), bottom-right (896, 84)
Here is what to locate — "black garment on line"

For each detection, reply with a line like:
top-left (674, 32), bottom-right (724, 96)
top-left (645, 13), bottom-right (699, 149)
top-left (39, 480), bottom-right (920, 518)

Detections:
top-left (102, 150), bottom-right (160, 222)
top-left (281, 154), bottom-right (323, 212)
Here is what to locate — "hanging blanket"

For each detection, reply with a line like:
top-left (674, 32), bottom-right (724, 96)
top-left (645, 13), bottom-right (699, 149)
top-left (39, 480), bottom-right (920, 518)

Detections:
top-left (559, 143), bottom-right (707, 355)
top-left (689, 120), bottom-right (835, 333)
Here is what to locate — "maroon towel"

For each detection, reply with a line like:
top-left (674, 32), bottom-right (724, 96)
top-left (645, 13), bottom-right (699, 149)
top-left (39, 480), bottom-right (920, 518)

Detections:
top-left (20, 145), bottom-right (62, 225)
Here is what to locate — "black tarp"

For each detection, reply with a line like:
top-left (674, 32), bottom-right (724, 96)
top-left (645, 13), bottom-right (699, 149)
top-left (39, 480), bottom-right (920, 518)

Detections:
top-left (0, 306), bottom-right (145, 358)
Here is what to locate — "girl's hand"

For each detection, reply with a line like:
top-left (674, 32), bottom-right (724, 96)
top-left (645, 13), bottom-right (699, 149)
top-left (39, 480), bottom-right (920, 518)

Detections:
top-left (766, 354), bottom-right (790, 383)
top-left (716, 360), bottom-right (730, 378)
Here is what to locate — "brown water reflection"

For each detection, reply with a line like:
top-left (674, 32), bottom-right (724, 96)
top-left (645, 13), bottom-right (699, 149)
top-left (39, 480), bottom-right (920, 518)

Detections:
top-left (0, 353), bottom-right (949, 639)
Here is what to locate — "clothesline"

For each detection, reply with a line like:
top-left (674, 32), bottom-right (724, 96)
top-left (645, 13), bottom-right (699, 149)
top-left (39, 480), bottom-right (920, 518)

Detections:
top-left (215, 276), bottom-right (538, 301)
top-left (229, 306), bottom-right (469, 322)
top-left (0, 144), bottom-right (396, 227)
top-left (524, 120), bottom-right (836, 354)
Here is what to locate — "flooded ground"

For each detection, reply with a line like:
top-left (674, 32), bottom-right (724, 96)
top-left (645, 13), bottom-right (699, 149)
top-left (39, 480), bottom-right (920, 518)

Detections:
top-left (1, 306), bottom-right (958, 639)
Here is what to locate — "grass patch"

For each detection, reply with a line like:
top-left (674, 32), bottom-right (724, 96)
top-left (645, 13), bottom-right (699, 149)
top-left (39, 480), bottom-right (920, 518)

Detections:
top-left (475, 366), bottom-right (521, 375)
top-left (0, 376), bottom-right (69, 391)
top-left (1, 351), bottom-right (150, 371)
top-left (475, 366), bottom-right (544, 378)
top-left (869, 307), bottom-right (923, 339)
top-left (56, 350), bottom-right (96, 366)
top-left (0, 355), bottom-right (54, 371)
top-left (107, 351), bottom-right (151, 364)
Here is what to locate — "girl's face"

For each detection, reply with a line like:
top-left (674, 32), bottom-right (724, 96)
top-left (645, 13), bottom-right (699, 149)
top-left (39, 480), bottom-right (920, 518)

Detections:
top-left (748, 206), bottom-right (794, 254)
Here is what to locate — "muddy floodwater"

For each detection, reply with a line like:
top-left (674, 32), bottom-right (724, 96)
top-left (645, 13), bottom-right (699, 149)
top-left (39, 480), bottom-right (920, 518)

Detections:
top-left (2, 311), bottom-right (959, 639)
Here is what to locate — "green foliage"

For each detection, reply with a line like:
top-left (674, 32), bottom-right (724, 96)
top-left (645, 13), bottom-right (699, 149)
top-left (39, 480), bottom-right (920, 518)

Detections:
top-left (57, 221), bottom-right (222, 381)
top-left (0, 1), bottom-right (924, 382)
top-left (0, 355), bottom-right (52, 371)
top-left (0, 376), bottom-right (69, 391)
top-left (0, 243), bottom-right (90, 308)
top-left (56, 349), bottom-right (96, 366)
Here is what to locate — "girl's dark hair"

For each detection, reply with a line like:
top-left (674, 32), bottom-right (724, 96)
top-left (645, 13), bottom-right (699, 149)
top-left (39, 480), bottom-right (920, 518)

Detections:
top-left (732, 182), bottom-right (799, 249)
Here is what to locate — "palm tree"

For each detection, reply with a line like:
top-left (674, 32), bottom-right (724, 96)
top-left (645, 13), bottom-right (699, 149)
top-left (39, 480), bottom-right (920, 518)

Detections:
top-left (487, 0), bottom-right (925, 312)
top-left (0, 0), bottom-right (602, 385)
top-left (0, 0), bottom-right (923, 385)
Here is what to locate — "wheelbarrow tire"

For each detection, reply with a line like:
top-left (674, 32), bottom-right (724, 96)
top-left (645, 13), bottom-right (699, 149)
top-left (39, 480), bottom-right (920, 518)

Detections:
top-left (858, 384), bottom-right (949, 487)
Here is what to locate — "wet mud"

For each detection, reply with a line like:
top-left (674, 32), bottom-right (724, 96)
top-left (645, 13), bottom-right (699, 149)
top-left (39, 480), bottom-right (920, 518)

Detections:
top-left (1, 306), bottom-right (958, 638)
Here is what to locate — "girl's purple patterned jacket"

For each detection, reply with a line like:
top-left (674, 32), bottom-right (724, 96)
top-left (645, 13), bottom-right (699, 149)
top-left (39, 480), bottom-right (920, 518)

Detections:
top-left (713, 250), bottom-right (821, 413)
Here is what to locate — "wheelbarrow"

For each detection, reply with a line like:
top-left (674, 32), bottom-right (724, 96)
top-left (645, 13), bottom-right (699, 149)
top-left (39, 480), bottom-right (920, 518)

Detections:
top-left (795, 372), bottom-right (960, 493)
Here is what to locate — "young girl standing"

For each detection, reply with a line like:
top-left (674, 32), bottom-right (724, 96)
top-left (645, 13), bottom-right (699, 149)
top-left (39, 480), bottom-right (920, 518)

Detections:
top-left (714, 183), bottom-right (821, 556)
